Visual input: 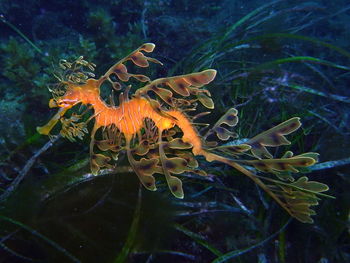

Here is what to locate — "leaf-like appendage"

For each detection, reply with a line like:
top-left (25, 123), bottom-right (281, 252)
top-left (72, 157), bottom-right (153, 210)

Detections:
top-left (167, 78), bottom-right (191, 96)
top-left (244, 171), bottom-right (330, 223)
top-left (92, 154), bottom-right (112, 167)
top-left (135, 158), bottom-right (160, 176)
top-left (192, 169), bottom-right (208, 176)
top-left (157, 133), bottom-right (189, 199)
top-left (274, 172), bottom-right (295, 182)
top-left (197, 93), bottom-right (214, 109)
top-left (91, 161), bottom-right (100, 175)
top-left (127, 152), bottom-right (159, 191)
top-left (286, 199), bottom-right (317, 223)
top-left (204, 108), bottom-right (239, 143)
top-left (274, 177), bottom-right (329, 223)
top-left (102, 43), bottom-right (162, 91)
top-left (244, 153), bottom-right (317, 174)
top-left (214, 108), bottom-right (238, 127)
top-left (212, 126), bottom-right (237, 141)
top-left (94, 125), bottom-right (124, 155)
top-left (112, 64), bottom-right (129, 81)
top-left (121, 43), bottom-right (162, 70)
top-left (132, 74), bottom-right (151, 82)
top-left (167, 176), bottom-right (184, 199)
top-left (130, 51), bottom-right (151, 67)
top-left (135, 69), bottom-right (216, 108)
top-left (166, 138), bottom-right (193, 150)
top-left (177, 152), bottom-right (199, 168)
top-left (211, 144), bottom-right (251, 155)
top-left (163, 157), bottom-right (188, 174)
top-left (90, 153), bottom-right (113, 175)
top-left (297, 152), bottom-right (320, 162)
top-left (150, 86), bottom-right (174, 106)
top-left (281, 151), bottom-right (294, 158)
top-left (291, 176), bottom-right (329, 192)
top-left (204, 148), bottom-right (330, 223)
top-left (60, 115), bottom-right (88, 142)
top-left (139, 43), bottom-right (156, 52)
top-left (139, 175), bottom-right (157, 191)
top-left (96, 140), bottom-right (122, 152)
top-left (247, 117), bottom-right (301, 159)
top-left (188, 70), bottom-right (217, 86)
top-left (132, 140), bottom-right (150, 156)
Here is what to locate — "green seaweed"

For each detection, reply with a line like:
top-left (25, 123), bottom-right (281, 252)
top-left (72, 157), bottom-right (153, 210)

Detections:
top-left (212, 219), bottom-right (291, 263)
top-left (113, 187), bottom-right (142, 263)
top-left (174, 223), bottom-right (223, 257)
top-left (0, 215), bottom-right (80, 262)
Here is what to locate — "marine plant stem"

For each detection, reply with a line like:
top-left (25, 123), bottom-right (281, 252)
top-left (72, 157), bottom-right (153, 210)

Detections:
top-left (1, 14), bottom-right (43, 54)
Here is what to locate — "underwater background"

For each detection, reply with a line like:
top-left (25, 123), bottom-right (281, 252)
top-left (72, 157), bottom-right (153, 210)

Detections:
top-left (0, 0), bottom-right (349, 262)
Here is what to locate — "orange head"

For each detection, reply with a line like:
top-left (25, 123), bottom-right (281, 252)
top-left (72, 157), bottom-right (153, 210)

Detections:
top-left (49, 79), bottom-right (100, 109)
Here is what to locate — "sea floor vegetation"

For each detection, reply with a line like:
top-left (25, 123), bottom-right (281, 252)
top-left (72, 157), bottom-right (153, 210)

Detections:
top-left (0, 0), bottom-right (349, 262)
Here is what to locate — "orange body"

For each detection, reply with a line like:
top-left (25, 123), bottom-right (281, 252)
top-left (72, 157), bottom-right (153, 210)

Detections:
top-left (49, 76), bottom-right (205, 149)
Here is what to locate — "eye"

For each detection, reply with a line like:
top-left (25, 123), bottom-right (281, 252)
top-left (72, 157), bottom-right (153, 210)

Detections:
top-left (56, 99), bottom-right (66, 107)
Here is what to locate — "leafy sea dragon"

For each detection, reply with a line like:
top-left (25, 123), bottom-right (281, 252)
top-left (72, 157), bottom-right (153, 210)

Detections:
top-left (37, 43), bottom-right (330, 223)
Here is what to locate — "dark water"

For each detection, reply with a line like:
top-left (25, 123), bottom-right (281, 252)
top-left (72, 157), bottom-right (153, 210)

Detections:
top-left (0, 0), bottom-right (349, 262)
